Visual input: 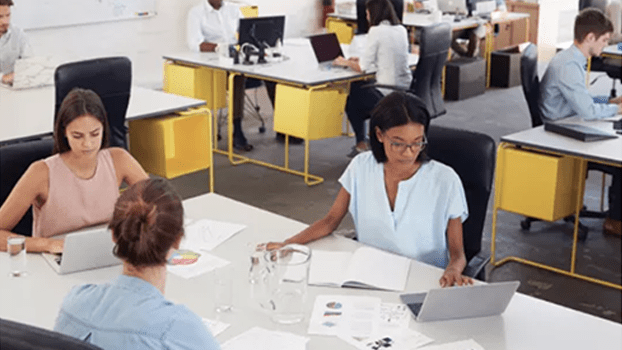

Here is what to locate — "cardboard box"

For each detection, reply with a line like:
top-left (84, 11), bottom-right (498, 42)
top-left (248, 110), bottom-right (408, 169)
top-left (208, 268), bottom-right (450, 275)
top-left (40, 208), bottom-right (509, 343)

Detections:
top-left (445, 57), bottom-right (486, 101)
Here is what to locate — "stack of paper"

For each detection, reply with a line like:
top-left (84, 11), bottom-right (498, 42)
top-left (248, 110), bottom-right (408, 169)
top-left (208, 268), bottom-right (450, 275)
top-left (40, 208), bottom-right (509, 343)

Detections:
top-left (181, 218), bottom-right (246, 251)
top-left (222, 327), bottom-right (309, 350)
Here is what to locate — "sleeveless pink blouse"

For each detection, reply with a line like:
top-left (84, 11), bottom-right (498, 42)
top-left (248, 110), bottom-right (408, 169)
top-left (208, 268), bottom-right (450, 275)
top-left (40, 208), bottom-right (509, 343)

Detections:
top-left (32, 149), bottom-right (119, 238)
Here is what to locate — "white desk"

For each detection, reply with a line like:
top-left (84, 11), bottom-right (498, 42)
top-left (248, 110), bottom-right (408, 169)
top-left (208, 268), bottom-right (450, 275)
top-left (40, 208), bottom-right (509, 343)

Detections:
top-left (164, 41), bottom-right (418, 186)
top-left (0, 86), bottom-right (206, 145)
top-left (603, 43), bottom-right (622, 59)
top-left (1, 193), bottom-right (621, 349)
top-left (491, 119), bottom-right (622, 289)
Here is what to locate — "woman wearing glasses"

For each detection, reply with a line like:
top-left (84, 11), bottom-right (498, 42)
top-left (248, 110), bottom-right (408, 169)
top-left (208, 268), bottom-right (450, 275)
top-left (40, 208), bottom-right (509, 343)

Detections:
top-left (267, 92), bottom-right (471, 287)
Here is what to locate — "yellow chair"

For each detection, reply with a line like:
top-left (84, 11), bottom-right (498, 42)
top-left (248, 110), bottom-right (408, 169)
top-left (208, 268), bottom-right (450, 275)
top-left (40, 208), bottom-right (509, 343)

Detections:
top-left (240, 5), bottom-right (258, 18)
top-left (325, 17), bottom-right (356, 44)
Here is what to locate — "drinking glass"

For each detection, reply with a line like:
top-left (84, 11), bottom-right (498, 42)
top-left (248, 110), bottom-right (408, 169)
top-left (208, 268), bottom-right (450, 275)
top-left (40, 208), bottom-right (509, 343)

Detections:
top-left (7, 236), bottom-right (27, 277)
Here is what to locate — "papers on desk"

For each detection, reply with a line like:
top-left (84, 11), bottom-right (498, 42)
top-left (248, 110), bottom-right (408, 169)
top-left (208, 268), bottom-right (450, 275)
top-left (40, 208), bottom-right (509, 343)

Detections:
top-left (167, 250), bottom-right (230, 279)
top-left (222, 327), bottom-right (309, 350)
top-left (308, 247), bottom-right (410, 291)
top-left (309, 295), bottom-right (382, 338)
top-left (181, 218), bottom-right (246, 251)
top-left (202, 318), bottom-right (230, 337)
top-left (418, 339), bottom-right (485, 350)
top-left (339, 328), bottom-right (434, 350)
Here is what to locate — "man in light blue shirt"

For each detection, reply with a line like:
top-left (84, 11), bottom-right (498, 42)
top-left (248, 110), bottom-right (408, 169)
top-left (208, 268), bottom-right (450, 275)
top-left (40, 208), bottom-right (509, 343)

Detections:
top-left (539, 8), bottom-right (622, 121)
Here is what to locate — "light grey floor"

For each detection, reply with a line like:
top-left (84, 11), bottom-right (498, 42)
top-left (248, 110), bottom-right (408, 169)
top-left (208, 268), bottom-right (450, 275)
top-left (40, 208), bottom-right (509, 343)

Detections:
top-left (168, 70), bottom-right (622, 324)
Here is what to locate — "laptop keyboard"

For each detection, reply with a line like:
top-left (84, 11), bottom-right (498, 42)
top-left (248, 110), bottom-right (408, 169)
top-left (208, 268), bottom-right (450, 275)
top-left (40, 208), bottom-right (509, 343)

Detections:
top-left (54, 255), bottom-right (62, 265)
top-left (407, 302), bottom-right (423, 317)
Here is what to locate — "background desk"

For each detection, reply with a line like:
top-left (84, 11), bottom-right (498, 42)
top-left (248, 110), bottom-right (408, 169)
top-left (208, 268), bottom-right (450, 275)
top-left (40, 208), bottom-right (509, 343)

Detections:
top-left (1, 193), bottom-right (621, 349)
top-left (163, 41), bottom-right (418, 185)
top-left (490, 119), bottom-right (622, 289)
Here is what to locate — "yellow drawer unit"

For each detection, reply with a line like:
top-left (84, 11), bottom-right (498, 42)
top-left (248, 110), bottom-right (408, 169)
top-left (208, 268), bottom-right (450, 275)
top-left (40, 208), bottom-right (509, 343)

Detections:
top-left (495, 145), bottom-right (582, 222)
top-left (163, 61), bottom-right (226, 110)
top-left (240, 5), bottom-right (258, 18)
top-left (128, 111), bottom-right (212, 179)
top-left (325, 17), bottom-right (356, 44)
top-left (273, 83), bottom-right (349, 140)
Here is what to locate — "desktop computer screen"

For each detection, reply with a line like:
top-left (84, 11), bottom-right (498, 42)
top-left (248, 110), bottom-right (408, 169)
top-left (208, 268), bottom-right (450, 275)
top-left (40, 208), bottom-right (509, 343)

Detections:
top-left (238, 15), bottom-right (286, 48)
top-left (437, 0), bottom-right (468, 14)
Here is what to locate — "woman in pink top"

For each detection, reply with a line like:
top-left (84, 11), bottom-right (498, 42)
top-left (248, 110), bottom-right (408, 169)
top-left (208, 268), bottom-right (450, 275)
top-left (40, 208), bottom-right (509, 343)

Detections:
top-left (0, 88), bottom-right (148, 253)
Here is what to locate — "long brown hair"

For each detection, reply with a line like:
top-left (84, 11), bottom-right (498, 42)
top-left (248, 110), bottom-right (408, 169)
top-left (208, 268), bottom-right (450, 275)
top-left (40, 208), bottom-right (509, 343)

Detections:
top-left (53, 88), bottom-right (110, 154)
top-left (366, 0), bottom-right (400, 27)
top-left (109, 178), bottom-right (184, 268)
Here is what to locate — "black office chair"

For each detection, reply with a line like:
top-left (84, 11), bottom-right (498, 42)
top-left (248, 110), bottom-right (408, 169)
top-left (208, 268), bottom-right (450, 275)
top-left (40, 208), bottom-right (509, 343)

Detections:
top-left (0, 318), bottom-right (103, 350)
top-left (0, 138), bottom-right (54, 237)
top-left (427, 125), bottom-right (496, 281)
top-left (356, 0), bottom-right (404, 34)
top-left (371, 22), bottom-right (451, 118)
top-left (54, 57), bottom-right (132, 149)
top-left (579, 0), bottom-right (607, 12)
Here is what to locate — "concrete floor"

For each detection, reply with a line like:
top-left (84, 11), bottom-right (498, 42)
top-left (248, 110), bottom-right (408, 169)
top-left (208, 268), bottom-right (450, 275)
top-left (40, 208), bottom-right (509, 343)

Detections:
top-left (167, 72), bottom-right (622, 324)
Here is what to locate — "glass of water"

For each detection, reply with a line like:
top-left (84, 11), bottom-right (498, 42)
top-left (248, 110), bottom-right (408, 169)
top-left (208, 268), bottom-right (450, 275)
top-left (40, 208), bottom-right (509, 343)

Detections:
top-left (7, 236), bottom-right (27, 277)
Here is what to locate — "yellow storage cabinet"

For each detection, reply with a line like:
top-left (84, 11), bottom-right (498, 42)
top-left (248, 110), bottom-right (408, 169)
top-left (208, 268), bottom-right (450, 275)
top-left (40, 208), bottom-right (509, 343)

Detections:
top-left (273, 83), bottom-right (349, 140)
top-left (240, 5), bottom-right (259, 18)
top-left (326, 17), bottom-right (356, 44)
top-left (495, 145), bottom-right (582, 221)
top-left (163, 61), bottom-right (227, 111)
top-left (128, 111), bottom-right (212, 179)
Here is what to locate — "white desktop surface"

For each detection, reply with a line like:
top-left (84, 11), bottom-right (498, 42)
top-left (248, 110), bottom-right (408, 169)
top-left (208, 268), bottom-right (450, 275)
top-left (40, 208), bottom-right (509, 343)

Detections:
top-left (1, 193), bottom-right (621, 349)
top-left (603, 43), bottom-right (622, 56)
top-left (0, 86), bottom-right (205, 144)
top-left (500, 119), bottom-right (622, 165)
top-left (163, 39), bottom-right (419, 87)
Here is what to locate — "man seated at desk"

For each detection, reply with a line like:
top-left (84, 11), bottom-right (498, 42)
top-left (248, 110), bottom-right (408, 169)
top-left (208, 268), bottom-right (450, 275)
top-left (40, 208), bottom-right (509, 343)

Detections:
top-left (450, 0), bottom-right (507, 58)
top-left (0, 0), bottom-right (32, 86)
top-left (539, 8), bottom-right (622, 235)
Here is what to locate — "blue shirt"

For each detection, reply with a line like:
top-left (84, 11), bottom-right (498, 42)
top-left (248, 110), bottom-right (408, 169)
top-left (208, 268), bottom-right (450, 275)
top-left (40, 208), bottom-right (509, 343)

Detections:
top-left (54, 275), bottom-right (220, 350)
top-left (539, 45), bottom-right (618, 121)
top-left (339, 152), bottom-right (469, 268)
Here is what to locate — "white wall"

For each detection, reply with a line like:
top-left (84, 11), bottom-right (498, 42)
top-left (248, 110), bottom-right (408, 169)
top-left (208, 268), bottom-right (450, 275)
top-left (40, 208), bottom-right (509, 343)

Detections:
top-left (23, 0), bottom-right (322, 88)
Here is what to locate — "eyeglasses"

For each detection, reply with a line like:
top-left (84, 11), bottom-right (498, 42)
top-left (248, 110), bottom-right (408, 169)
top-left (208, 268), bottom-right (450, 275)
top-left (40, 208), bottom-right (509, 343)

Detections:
top-left (388, 135), bottom-right (427, 153)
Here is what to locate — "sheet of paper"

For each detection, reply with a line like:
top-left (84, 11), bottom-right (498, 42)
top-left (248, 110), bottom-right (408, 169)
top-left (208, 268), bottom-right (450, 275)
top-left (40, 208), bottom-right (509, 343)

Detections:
top-left (308, 295), bottom-right (381, 338)
top-left (417, 339), bottom-right (485, 350)
top-left (202, 318), bottom-right (230, 337)
top-left (379, 303), bottom-right (410, 331)
top-left (181, 218), bottom-right (246, 251)
top-left (222, 327), bottom-right (309, 350)
top-left (340, 328), bottom-right (434, 350)
top-left (167, 250), bottom-right (230, 279)
top-left (308, 250), bottom-right (351, 286)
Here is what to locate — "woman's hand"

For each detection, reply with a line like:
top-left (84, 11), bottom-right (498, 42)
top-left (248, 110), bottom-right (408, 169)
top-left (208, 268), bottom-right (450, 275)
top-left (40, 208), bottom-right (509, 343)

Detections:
top-left (439, 266), bottom-right (473, 288)
top-left (332, 56), bottom-right (349, 67)
top-left (46, 239), bottom-right (64, 254)
top-left (262, 242), bottom-right (286, 251)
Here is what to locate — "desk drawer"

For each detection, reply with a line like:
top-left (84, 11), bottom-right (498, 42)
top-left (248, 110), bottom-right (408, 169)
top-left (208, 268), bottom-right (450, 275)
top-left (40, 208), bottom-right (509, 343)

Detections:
top-left (273, 83), bottom-right (348, 140)
top-left (496, 146), bottom-right (581, 221)
top-left (128, 112), bottom-right (211, 179)
top-left (163, 61), bottom-right (226, 110)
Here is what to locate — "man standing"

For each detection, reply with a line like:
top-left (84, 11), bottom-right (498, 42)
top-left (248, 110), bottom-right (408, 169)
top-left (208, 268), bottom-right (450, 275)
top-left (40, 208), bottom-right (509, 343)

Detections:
top-left (539, 8), bottom-right (622, 235)
top-left (0, 0), bottom-right (31, 86)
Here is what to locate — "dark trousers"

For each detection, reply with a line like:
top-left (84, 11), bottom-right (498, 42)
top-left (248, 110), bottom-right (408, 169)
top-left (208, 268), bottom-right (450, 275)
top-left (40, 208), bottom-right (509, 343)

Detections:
top-left (231, 77), bottom-right (277, 144)
top-left (346, 81), bottom-right (383, 143)
top-left (609, 168), bottom-right (621, 221)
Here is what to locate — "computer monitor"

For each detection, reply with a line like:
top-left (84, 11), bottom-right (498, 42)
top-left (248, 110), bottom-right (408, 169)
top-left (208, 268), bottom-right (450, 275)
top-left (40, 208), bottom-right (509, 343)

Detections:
top-left (238, 15), bottom-right (285, 48)
top-left (437, 0), bottom-right (468, 15)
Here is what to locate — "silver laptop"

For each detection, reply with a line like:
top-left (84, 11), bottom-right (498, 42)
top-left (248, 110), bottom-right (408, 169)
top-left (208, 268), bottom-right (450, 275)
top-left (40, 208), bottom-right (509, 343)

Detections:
top-left (400, 281), bottom-right (520, 322)
top-left (437, 0), bottom-right (469, 14)
top-left (42, 225), bottom-right (121, 275)
top-left (10, 56), bottom-right (60, 90)
top-left (309, 33), bottom-right (345, 70)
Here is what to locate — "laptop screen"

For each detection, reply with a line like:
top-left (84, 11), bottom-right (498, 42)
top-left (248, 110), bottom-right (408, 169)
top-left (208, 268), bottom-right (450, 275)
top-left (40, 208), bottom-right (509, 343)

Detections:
top-left (309, 33), bottom-right (344, 64)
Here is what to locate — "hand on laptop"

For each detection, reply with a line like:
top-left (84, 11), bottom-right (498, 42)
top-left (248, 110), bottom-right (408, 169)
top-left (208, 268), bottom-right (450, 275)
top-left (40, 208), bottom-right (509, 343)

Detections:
top-left (1, 72), bottom-right (14, 85)
top-left (332, 56), bottom-right (362, 72)
top-left (46, 238), bottom-right (64, 254)
top-left (439, 266), bottom-right (473, 288)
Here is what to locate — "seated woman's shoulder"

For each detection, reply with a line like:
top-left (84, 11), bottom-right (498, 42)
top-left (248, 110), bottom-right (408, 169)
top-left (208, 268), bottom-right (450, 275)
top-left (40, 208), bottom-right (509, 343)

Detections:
top-left (426, 159), bottom-right (461, 179)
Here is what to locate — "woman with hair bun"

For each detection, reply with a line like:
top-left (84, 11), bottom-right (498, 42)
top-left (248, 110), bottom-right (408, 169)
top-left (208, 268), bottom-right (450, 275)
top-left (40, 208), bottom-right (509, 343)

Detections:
top-left (54, 178), bottom-right (220, 350)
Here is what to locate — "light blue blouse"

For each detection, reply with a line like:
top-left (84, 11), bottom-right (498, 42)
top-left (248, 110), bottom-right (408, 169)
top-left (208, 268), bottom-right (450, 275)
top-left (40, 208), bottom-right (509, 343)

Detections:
top-left (54, 275), bottom-right (220, 350)
top-left (539, 45), bottom-right (618, 121)
top-left (339, 152), bottom-right (468, 268)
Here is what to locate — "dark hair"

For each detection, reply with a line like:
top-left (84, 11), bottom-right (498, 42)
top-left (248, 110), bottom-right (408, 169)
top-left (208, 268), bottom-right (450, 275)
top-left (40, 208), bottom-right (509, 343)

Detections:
top-left (109, 178), bottom-right (184, 268)
top-left (366, 0), bottom-right (400, 27)
top-left (369, 92), bottom-right (430, 163)
top-left (574, 8), bottom-right (613, 43)
top-left (0, 0), bottom-right (14, 7)
top-left (53, 88), bottom-right (110, 154)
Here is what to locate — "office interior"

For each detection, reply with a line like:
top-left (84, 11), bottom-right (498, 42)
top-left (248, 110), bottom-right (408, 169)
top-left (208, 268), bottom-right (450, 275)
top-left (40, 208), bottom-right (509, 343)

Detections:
top-left (7, 0), bottom-right (622, 325)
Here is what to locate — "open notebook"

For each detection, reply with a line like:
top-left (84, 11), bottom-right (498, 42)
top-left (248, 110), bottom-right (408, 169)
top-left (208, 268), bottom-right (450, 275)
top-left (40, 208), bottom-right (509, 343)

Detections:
top-left (308, 246), bottom-right (411, 291)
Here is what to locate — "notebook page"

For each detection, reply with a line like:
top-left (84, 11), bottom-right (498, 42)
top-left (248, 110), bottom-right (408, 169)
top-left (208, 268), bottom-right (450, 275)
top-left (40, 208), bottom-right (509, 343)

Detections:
top-left (344, 246), bottom-right (410, 291)
top-left (308, 250), bottom-right (352, 287)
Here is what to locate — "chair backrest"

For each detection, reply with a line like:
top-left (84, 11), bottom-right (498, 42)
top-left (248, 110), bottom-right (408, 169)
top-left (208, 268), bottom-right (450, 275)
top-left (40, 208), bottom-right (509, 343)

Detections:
top-left (356, 0), bottom-right (404, 34)
top-left (520, 44), bottom-right (542, 127)
top-left (0, 318), bottom-right (103, 350)
top-left (579, 0), bottom-right (607, 12)
top-left (0, 138), bottom-right (54, 237)
top-left (412, 22), bottom-right (451, 119)
top-left (426, 125), bottom-right (496, 262)
top-left (54, 57), bottom-right (132, 149)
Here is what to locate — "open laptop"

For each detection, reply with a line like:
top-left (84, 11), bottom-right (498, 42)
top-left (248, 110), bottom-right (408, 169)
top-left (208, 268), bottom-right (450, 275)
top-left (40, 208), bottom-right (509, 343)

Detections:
top-left (437, 0), bottom-right (469, 15)
top-left (10, 56), bottom-right (60, 90)
top-left (400, 281), bottom-right (520, 322)
top-left (309, 33), bottom-right (344, 69)
top-left (42, 225), bottom-right (121, 275)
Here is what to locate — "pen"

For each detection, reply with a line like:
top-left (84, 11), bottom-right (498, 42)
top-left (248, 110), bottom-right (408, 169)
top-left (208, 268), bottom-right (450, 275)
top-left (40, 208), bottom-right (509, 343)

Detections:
top-left (135, 12), bottom-right (149, 17)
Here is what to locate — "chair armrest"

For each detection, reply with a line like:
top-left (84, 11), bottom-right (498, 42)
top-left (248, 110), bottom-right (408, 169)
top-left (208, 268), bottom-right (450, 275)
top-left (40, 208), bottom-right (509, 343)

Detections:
top-left (463, 253), bottom-right (490, 281)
